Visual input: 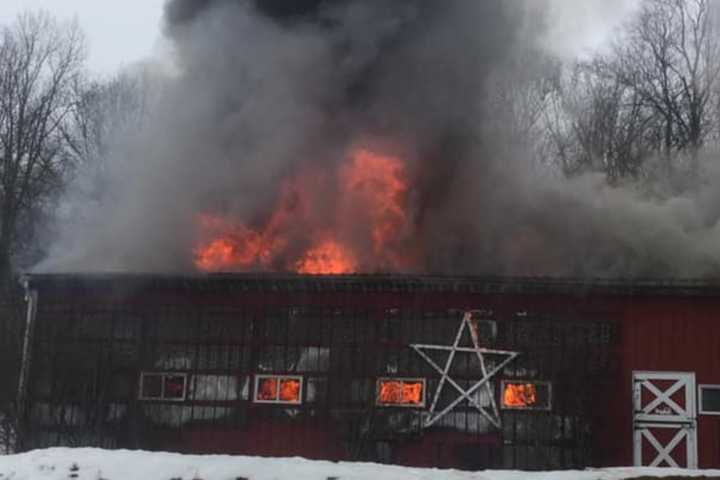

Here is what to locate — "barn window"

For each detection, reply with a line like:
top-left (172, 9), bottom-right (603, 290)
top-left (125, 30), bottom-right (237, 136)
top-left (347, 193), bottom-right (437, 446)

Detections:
top-left (253, 375), bottom-right (303, 404)
top-left (501, 380), bottom-right (552, 411)
top-left (376, 378), bottom-right (426, 407)
top-left (138, 372), bottom-right (187, 401)
top-left (698, 385), bottom-right (720, 415)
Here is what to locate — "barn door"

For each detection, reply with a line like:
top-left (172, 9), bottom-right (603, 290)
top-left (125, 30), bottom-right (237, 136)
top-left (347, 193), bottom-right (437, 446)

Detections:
top-left (632, 371), bottom-right (697, 468)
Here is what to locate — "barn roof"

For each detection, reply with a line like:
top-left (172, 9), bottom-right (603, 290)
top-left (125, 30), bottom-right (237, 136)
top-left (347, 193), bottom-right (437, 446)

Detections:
top-left (20, 272), bottom-right (720, 297)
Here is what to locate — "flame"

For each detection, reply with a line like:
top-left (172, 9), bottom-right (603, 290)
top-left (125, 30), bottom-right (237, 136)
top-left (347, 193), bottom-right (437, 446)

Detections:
top-left (503, 382), bottom-right (537, 408)
top-left (279, 378), bottom-right (301, 403)
top-left (341, 149), bottom-right (408, 255)
top-left (193, 216), bottom-right (274, 271)
top-left (193, 146), bottom-right (414, 274)
top-left (378, 380), bottom-right (423, 406)
top-left (295, 238), bottom-right (358, 274)
top-left (257, 377), bottom-right (278, 401)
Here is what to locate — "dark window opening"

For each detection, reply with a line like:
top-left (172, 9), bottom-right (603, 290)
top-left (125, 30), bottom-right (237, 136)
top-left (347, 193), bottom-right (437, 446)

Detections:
top-left (699, 385), bottom-right (720, 414)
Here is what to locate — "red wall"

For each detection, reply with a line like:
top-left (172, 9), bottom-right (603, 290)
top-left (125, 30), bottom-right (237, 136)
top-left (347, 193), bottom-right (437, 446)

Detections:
top-left (37, 279), bottom-right (720, 467)
top-left (611, 297), bottom-right (720, 468)
top-left (157, 290), bottom-right (720, 467)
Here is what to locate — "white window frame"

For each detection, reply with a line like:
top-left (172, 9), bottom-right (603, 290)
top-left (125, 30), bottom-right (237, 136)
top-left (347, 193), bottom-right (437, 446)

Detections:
top-left (698, 384), bottom-right (720, 415)
top-left (253, 374), bottom-right (303, 405)
top-left (138, 372), bottom-right (188, 402)
top-left (376, 377), bottom-right (427, 408)
top-left (500, 379), bottom-right (552, 411)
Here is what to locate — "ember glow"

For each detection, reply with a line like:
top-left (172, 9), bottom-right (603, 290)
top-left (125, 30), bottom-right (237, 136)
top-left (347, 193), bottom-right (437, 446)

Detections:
top-left (256, 377), bottom-right (279, 402)
top-left (503, 382), bottom-right (537, 408)
top-left (255, 376), bottom-right (302, 403)
top-left (193, 147), bottom-right (414, 274)
top-left (279, 378), bottom-right (301, 403)
top-left (377, 379), bottom-right (424, 406)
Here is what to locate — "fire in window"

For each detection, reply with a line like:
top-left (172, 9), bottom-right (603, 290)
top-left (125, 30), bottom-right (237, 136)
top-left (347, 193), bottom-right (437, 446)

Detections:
top-left (253, 375), bottom-right (303, 404)
top-left (139, 372), bottom-right (187, 401)
top-left (501, 380), bottom-right (551, 410)
top-left (376, 378), bottom-right (426, 407)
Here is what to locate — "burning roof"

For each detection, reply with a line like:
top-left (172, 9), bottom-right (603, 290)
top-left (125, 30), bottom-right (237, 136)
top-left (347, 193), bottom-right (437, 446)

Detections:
top-left (34, 0), bottom-right (720, 279)
top-left (193, 148), bottom-right (414, 274)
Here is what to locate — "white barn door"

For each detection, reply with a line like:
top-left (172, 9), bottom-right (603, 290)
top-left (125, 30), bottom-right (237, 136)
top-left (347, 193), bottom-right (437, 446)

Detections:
top-left (633, 371), bottom-right (697, 468)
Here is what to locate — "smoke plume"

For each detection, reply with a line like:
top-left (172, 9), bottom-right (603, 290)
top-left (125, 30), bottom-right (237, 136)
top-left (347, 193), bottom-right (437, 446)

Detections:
top-left (35, 0), bottom-right (720, 277)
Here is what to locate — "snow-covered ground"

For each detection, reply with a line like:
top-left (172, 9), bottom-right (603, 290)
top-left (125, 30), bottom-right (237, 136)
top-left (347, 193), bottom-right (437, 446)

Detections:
top-left (0, 449), bottom-right (719, 480)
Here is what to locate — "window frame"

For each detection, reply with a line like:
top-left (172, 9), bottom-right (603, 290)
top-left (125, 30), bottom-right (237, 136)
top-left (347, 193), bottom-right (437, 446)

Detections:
top-left (253, 374), bottom-right (304, 405)
top-left (375, 377), bottom-right (427, 408)
top-left (138, 371), bottom-right (188, 402)
top-left (698, 384), bottom-right (720, 415)
top-left (500, 379), bottom-right (552, 411)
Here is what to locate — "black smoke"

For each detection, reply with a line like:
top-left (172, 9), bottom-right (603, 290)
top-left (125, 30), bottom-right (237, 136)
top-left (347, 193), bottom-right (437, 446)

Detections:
top-left (166, 0), bottom-right (331, 26)
top-left (35, 0), bottom-right (720, 277)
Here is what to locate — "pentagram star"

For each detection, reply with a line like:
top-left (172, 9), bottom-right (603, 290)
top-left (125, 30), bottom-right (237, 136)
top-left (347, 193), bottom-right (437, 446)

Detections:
top-left (411, 311), bottom-right (519, 429)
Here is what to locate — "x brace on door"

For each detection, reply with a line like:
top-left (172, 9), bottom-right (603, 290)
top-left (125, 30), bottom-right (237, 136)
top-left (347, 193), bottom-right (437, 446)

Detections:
top-left (633, 371), bottom-right (697, 469)
top-left (635, 424), bottom-right (690, 468)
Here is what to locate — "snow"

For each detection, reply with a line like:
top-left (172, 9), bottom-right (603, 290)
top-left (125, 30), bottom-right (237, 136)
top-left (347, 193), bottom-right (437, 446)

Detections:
top-left (0, 449), bottom-right (719, 480)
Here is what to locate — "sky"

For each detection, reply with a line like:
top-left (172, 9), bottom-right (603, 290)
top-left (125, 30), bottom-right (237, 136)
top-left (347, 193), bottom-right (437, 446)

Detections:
top-left (543, 0), bottom-right (641, 59)
top-left (0, 0), bottom-right (166, 75)
top-left (0, 0), bottom-right (639, 76)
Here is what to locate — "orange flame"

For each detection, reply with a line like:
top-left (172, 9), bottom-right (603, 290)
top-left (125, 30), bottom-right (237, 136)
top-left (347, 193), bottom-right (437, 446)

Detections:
top-left (295, 238), bottom-right (358, 274)
top-left (257, 377), bottom-right (278, 401)
top-left (341, 149), bottom-right (408, 255)
top-left (256, 377), bottom-right (301, 403)
top-left (503, 383), bottom-right (537, 408)
top-left (193, 146), bottom-right (414, 274)
top-left (279, 378), bottom-right (301, 403)
top-left (378, 380), bottom-right (423, 406)
top-left (193, 216), bottom-right (276, 271)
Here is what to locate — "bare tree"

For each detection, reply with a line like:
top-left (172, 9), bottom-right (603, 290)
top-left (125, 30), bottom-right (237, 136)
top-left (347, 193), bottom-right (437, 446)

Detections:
top-left (551, 60), bottom-right (658, 182)
top-left (64, 69), bottom-right (154, 187)
top-left (0, 12), bottom-right (85, 285)
top-left (615, 0), bottom-right (720, 177)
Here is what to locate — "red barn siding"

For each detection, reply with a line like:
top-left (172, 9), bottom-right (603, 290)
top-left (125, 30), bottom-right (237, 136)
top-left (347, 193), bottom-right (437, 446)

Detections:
top-left (606, 298), bottom-right (720, 468)
top-left (21, 274), bottom-right (720, 468)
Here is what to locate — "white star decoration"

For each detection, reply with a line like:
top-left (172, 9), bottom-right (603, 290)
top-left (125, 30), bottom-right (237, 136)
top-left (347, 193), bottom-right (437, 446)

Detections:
top-left (411, 311), bottom-right (519, 429)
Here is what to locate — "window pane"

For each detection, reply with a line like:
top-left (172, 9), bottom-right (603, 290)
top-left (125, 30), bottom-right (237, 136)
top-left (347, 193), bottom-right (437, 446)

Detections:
top-left (141, 374), bottom-right (162, 398)
top-left (256, 377), bottom-right (278, 401)
top-left (279, 378), bottom-right (301, 403)
top-left (377, 379), bottom-right (425, 406)
top-left (164, 375), bottom-right (186, 400)
top-left (702, 387), bottom-right (720, 413)
top-left (501, 381), bottom-right (551, 410)
top-left (378, 380), bottom-right (404, 404)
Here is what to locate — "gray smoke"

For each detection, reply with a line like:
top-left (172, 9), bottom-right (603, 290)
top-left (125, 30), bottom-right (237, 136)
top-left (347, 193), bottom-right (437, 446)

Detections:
top-left (35, 0), bottom-right (720, 277)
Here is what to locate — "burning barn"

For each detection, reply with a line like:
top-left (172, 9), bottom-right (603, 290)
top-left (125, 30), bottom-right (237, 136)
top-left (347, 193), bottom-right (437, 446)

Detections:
top-left (16, 273), bottom-right (720, 470)
top-left (22, 0), bottom-right (720, 472)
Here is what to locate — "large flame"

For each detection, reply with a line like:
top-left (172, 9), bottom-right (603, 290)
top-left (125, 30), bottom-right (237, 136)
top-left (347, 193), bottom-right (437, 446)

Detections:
top-left (193, 147), bottom-right (413, 274)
